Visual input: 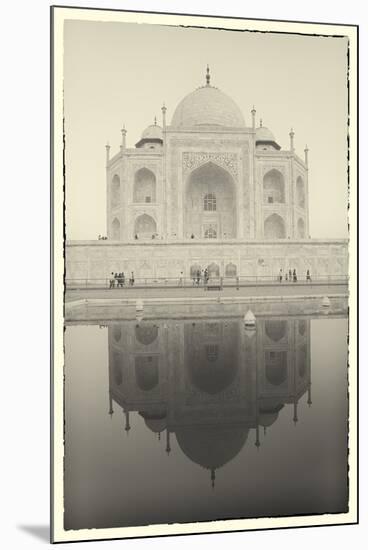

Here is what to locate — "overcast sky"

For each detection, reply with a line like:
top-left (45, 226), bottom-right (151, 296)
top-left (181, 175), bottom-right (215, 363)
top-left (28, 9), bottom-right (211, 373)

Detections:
top-left (64, 19), bottom-right (349, 240)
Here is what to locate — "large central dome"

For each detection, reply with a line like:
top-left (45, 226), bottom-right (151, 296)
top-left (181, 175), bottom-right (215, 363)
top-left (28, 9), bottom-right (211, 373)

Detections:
top-left (171, 78), bottom-right (245, 128)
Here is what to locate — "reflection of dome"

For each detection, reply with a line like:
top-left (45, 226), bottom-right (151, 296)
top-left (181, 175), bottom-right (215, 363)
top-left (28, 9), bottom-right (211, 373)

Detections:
top-left (139, 411), bottom-right (167, 433)
top-left (176, 425), bottom-right (248, 470)
top-left (171, 86), bottom-right (245, 128)
top-left (135, 324), bottom-right (158, 345)
top-left (259, 404), bottom-right (284, 427)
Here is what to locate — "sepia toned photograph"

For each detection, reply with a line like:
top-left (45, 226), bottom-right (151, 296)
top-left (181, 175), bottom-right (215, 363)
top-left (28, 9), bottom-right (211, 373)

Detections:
top-left (51, 6), bottom-right (358, 544)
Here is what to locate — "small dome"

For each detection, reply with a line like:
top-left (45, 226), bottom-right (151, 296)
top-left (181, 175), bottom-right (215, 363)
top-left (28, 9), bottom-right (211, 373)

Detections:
top-left (171, 85), bottom-right (245, 128)
top-left (255, 125), bottom-right (281, 150)
top-left (141, 124), bottom-right (163, 140)
top-left (256, 126), bottom-right (276, 142)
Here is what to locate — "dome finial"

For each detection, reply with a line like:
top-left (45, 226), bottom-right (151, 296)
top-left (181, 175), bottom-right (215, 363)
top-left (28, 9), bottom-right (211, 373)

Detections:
top-left (154, 115), bottom-right (157, 126)
top-left (206, 64), bottom-right (210, 86)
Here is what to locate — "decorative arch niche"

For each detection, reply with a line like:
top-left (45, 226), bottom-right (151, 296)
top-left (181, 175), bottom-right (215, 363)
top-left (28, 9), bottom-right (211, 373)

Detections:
top-left (263, 169), bottom-right (285, 204)
top-left (296, 176), bottom-right (305, 208)
top-left (135, 356), bottom-right (159, 391)
top-left (111, 174), bottom-right (120, 208)
top-left (185, 162), bottom-right (236, 239)
top-left (297, 218), bottom-right (305, 238)
top-left (134, 213), bottom-right (157, 238)
top-left (134, 168), bottom-right (156, 203)
top-left (264, 213), bottom-right (286, 239)
top-left (111, 217), bottom-right (120, 240)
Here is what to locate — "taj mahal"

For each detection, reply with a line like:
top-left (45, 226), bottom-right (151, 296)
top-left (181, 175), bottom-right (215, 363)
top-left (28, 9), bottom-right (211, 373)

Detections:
top-left (66, 67), bottom-right (348, 283)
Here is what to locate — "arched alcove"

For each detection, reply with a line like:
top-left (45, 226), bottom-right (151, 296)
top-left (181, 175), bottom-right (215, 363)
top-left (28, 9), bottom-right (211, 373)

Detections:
top-left (185, 162), bottom-right (236, 238)
top-left (111, 218), bottom-right (120, 240)
top-left (297, 218), bottom-right (305, 238)
top-left (296, 176), bottom-right (305, 208)
top-left (135, 324), bottom-right (158, 345)
top-left (265, 320), bottom-right (287, 342)
top-left (134, 168), bottom-right (156, 203)
top-left (264, 213), bottom-right (286, 239)
top-left (135, 356), bottom-right (159, 391)
top-left (134, 214), bottom-right (157, 239)
top-left (113, 325), bottom-right (121, 342)
top-left (225, 263), bottom-right (237, 277)
top-left (111, 174), bottom-right (120, 208)
top-left (265, 351), bottom-right (288, 385)
top-left (263, 169), bottom-right (285, 204)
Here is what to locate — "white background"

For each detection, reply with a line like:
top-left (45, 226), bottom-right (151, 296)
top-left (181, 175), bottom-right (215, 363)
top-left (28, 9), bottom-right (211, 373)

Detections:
top-left (0, 0), bottom-right (366, 548)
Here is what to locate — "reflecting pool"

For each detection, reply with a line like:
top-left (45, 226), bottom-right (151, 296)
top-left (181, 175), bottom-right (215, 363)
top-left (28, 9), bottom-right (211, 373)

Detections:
top-left (64, 314), bottom-right (348, 530)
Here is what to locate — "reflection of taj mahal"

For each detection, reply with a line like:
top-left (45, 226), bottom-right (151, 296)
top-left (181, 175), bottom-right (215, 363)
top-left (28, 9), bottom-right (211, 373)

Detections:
top-left (66, 67), bottom-right (348, 281)
top-left (107, 67), bottom-right (308, 242)
top-left (108, 317), bottom-right (311, 487)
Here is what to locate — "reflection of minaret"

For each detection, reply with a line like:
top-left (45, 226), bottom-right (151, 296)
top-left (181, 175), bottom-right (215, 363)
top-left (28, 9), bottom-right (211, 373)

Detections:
top-left (165, 428), bottom-right (171, 455)
top-left (211, 468), bottom-right (216, 490)
top-left (124, 409), bottom-right (130, 435)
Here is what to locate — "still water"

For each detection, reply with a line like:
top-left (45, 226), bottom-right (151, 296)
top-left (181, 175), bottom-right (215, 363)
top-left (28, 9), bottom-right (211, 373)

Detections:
top-left (64, 314), bottom-right (348, 530)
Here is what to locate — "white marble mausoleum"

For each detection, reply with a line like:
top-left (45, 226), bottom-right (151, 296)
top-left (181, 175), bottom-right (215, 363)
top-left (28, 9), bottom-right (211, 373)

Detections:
top-left (66, 67), bottom-right (348, 282)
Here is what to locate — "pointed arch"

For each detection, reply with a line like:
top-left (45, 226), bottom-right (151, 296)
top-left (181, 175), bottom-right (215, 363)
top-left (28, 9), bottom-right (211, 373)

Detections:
top-left (297, 218), bottom-right (305, 238)
top-left (111, 174), bottom-right (120, 208)
top-left (225, 262), bottom-right (237, 277)
top-left (134, 167), bottom-right (156, 203)
top-left (264, 213), bottom-right (286, 239)
top-left (296, 176), bottom-right (305, 208)
top-left (263, 169), bottom-right (285, 204)
top-left (134, 213), bottom-right (157, 238)
top-left (111, 217), bottom-right (120, 240)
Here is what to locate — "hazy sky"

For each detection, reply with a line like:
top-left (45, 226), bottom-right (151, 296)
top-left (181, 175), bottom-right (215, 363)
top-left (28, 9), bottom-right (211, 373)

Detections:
top-left (64, 19), bottom-right (349, 240)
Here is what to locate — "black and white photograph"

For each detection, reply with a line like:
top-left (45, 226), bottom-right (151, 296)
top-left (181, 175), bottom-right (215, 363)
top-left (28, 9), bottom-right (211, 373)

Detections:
top-left (50, 5), bottom-right (358, 544)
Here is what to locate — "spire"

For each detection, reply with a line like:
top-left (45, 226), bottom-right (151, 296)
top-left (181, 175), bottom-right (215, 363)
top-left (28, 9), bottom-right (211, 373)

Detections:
top-left (121, 125), bottom-right (127, 150)
top-left (206, 64), bottom-right (210, 86)
top-left (251, 106), bottom-right (256, 129)
top-left (304, 144), bottom-right (309, 167)
top-left (289, 127), bottom-right (295, 152)
top-left (105, 141), bottom-right (110, 163)
top-left (161, 102), bottom-right (167, 128)
top-left (293, 399), bottom-right (299, 425)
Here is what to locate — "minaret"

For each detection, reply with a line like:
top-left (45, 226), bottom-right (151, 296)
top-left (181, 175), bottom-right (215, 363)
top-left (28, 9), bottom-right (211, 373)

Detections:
top-left (251, 106), bottom-right (256, 129)
top-left (289, 128), bottom-right (295, 152)
top-left (304, 144), bottom-right (309, 168)
top-left (161, 102), bottom-right (167, 128)
top-left (105, 142), bottom-right (110, 163)
top-left (206, 64), bottom-right (211, 86)
top-left (120, 125), bottom-right (127, 151)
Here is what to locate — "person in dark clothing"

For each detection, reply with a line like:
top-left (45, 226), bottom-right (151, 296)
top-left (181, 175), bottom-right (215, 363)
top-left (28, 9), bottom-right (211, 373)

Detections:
top-left (130, 272), bottom-right (135, 286)
top-left (196, 269), bottom-right (201, 286)
top-left (279, 269), bottom-right (283, 283)
top-left (306, 269), bottom-right (312, 283)
top-left (289, 269), bottom-right (292, 282)
top-left (293, 269), bottom-right (297, 283)
top-left (109, 272), bottom-right (115, 289)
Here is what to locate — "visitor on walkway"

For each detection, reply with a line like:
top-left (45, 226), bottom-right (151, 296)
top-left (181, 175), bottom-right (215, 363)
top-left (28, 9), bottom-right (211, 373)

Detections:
top-left (109, 272), bottom-right (115, 289)
top-left (191, 233), bottom-right (195, 239)
top-left (196, 269), bottom-right (201, 286)
top-left (306, 269), bottom-right (312, 283)
top-left (285, 273), bottom-right (288, 282)
top-left (289, 269), bottom-right (292, 282)
top-left (204, 268), bottom-right (209, 286)
top-left (130, 272), bottom-right (135, 286)
top-left (293, 269), bottom-right (297, 283)
top-left (178, 271), bottom-right (184, 286)
top-left (279, 269), bottom-right (283, 283)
